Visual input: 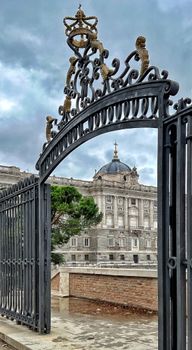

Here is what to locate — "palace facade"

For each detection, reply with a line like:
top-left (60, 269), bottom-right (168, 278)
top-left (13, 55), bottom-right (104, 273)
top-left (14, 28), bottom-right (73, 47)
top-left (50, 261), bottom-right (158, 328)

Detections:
top-left (0, 145), bottom-right (157, 268)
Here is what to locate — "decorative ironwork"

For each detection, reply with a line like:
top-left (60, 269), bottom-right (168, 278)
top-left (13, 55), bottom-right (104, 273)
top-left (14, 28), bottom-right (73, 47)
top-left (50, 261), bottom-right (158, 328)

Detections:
top-left (36, 8), bottom-right (181, 184)
top-left (0, 177), bottom-right (51, 333)
top-left (42, 6), bottom-right (179, 148)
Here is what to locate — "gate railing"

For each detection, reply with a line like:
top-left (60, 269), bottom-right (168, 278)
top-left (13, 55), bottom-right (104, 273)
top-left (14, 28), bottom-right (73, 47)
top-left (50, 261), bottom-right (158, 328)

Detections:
top-left (158, 107), bottom-right (192, 350)
top-left (0, 176), bottom-right (51, 333)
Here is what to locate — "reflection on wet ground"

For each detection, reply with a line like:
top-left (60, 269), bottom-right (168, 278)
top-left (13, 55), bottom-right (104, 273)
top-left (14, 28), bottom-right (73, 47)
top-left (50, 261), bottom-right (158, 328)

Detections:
top-left (51, 297), bottom-right (158, 350)
top-left (52, 296), bottom-right (157, 321)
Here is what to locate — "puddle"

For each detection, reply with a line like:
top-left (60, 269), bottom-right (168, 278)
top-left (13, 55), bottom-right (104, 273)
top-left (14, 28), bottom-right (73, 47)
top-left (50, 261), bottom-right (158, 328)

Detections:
top-left (51, 297), bottom-right (157, 323)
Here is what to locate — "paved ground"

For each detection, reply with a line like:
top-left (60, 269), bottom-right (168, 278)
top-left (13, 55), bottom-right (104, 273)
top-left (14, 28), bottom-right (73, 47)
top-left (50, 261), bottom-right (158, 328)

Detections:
top-left (0, 339), bottom-right (15, 350)
top-left (0, 298), bottom-right (158, 350)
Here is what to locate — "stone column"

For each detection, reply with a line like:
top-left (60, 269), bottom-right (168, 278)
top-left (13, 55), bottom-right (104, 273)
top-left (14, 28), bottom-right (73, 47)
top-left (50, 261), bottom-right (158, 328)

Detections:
top-left (97, 195), bottom-right (102, 228)
top-left (114, 196), bottom-right (118, 228)
top-left (125, 197), bottom-right (128, 229)
top-left (102, 195), bottom-right (106, 227)
top-left (150, 200), bottom-right (154, 228)
top-left (138, 199), bottom-right (144, 227)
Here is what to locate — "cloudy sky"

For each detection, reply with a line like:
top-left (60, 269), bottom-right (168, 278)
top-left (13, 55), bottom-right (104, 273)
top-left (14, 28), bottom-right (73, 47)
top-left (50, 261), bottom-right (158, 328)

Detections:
top-left (0, 0), bottom-right (191, 186)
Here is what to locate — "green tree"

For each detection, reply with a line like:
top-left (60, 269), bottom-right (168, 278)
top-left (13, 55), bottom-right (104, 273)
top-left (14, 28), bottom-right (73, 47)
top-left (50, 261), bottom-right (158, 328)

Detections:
top-left (51, 185), bottom-right (103, 264)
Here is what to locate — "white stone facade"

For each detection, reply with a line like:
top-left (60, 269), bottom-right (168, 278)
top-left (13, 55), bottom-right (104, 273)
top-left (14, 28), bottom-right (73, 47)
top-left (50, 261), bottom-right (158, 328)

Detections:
top-left (0, 148), bottom-right (157, 268)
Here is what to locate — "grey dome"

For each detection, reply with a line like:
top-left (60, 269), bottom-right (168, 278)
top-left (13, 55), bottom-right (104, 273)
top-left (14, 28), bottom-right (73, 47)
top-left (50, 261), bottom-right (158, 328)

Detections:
top-left (95, 143), bottom-right (131, 176)
top-left (96, 159), bottom-right (131, 175)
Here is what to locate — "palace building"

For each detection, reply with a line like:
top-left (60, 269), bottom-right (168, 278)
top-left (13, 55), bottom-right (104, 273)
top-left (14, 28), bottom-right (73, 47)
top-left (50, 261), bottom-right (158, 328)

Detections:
top-left (0, 144), bottom-right (157, 268)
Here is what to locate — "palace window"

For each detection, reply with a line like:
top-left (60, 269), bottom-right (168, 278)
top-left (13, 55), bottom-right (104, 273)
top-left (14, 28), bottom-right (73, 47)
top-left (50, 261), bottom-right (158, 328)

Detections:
top-left (84, 237), bottom-right (90, 247)
top-left (109, 254), bottom-right (114, 261)
top-left (131, 238), bottom-right (139, 250)
top-left (131, 198), bottom-right (136, 205)
top-left (71, 255), bottom-right (76, 261)
top-left (147, 254), bottom-right (151, 261)
top-left (130, 216), bottom-right (138, 228)
top-left (146, 239), bottom-right (151, 248)
top-left (70, 237), bottom-right (77, 247)
top-left (133, 254), bottom-right (139, 263)
top-left (119, 237), bottom-right (125, 247)
top-left (144, 217), bottom-right (150, 228)
top-left (108, 237), bottom-right (114, 247)
top-left (106, 214), bottom-right (113, 227)
top-left (106, 195), bottom-right (112, 203)
top-left (118, 216), bottom-right (124, 227)
top-left (84, 254), bottom-right (89, 261)
top-left (118, 197), bottom-right (123, 205)
top-left (120, 254), bottom-right (125, 260)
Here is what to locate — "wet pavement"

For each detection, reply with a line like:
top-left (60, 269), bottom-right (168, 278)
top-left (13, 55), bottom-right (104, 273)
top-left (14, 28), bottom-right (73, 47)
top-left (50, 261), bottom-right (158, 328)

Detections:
top-left (0, 297), bottom-right (158, 350)
top-left (51, 297), bottom-right (158, 350)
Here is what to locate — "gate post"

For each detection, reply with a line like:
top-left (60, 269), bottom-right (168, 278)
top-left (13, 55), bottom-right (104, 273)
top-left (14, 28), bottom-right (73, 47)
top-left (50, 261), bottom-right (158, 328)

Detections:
top-left (158, 119), bottom-right (171, 350)
top-left (38, 181), bottom-right (51, 333)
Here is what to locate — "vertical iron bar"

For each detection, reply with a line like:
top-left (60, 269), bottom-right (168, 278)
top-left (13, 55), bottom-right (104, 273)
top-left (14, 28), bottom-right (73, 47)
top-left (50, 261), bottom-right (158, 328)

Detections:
top-left (38, 182), bottom-right (45, 333)
top-left (187, 115), bottom-right (192, 350)
top-left (169, 124), bottom-right (177, 350)
top-left (31, 185), bottom-right (36, 329)
top-left (158, 120), bottom-right (172, 350)
top-left (176, 115), bottom-right (186, 350)
top-left (44, 184), bottom-right (51, 333)
top-left (28, 189), bottom-right (32, 321)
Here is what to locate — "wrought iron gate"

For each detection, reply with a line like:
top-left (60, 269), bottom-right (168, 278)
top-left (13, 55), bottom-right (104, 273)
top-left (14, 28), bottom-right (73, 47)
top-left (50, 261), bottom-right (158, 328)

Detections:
top-left (36, 6), bottom-right (192, 348)
top-left (0, 176), bottom-right (51, 333)
top-left (1, 5), bottom-right (192, 348)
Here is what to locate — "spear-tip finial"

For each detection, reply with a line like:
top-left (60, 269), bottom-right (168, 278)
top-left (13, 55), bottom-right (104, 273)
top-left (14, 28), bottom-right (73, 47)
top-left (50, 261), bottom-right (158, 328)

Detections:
top-left (113, 141), bottom-right (119, 160)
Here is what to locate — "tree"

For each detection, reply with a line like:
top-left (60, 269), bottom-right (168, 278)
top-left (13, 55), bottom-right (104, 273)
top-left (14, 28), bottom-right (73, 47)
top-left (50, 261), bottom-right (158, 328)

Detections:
top-left (51, 185), bottom-right (103, 264)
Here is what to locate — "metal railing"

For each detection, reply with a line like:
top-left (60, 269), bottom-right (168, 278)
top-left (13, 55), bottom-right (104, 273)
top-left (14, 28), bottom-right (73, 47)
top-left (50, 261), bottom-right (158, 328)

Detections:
top-left (0, 176), bottom-right (51, 333)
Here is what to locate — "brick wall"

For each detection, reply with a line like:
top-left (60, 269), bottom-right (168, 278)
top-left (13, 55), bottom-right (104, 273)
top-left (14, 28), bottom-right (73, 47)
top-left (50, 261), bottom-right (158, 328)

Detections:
top-left (51, 272), bottom-right (60, 291)
top-left (51, 268), bottom-right (158, 312)
top-left (69, 273), bottom-right (157, 311)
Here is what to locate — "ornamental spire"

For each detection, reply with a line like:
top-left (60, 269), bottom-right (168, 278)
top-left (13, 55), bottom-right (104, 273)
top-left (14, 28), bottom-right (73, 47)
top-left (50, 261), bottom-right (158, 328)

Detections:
top-left (113, 142), bottom-right (119, 161)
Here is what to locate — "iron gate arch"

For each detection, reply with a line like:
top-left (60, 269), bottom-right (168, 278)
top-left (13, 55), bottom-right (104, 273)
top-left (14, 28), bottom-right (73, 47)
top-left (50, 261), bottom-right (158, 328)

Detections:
top-left (36, 6), bottom-right (192, 349)
top-left (35, 6), bottom-right (192, 349)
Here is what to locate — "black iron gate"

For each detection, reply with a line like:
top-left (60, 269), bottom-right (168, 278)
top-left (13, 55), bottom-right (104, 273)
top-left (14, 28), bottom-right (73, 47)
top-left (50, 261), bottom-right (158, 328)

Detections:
top-left (158, 106), bottom-right (192, 350)
top-left (0, 176), bottom-right (51, 333)
top-left (35, 6), bottom-right (192, 348)
top-left (1, 5), bottom-right (192, 348)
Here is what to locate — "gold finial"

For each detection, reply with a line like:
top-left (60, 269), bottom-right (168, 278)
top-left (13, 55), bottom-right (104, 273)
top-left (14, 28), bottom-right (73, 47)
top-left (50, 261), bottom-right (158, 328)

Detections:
top-left (113, 141), bottom-right (119, 160)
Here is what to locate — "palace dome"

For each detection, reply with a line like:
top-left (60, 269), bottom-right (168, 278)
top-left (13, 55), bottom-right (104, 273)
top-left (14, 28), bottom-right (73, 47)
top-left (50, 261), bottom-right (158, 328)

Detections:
top-left (95, 143), bottom-right (131, 176)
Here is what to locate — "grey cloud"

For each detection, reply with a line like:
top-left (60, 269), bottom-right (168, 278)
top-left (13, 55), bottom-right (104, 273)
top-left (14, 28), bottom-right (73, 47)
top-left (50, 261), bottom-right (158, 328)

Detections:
top-left (0, 0), bottom-right (191, 187)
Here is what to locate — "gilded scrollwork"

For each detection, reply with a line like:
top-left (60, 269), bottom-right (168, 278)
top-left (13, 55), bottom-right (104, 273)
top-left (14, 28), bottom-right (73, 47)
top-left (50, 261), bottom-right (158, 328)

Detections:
top-left (45, 5), bottom-right (175, 142)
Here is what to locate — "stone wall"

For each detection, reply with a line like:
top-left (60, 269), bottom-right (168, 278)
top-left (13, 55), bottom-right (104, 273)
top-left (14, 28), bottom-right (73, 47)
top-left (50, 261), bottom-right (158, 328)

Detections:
top-left (51, 267), bottom-right (158, 312)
